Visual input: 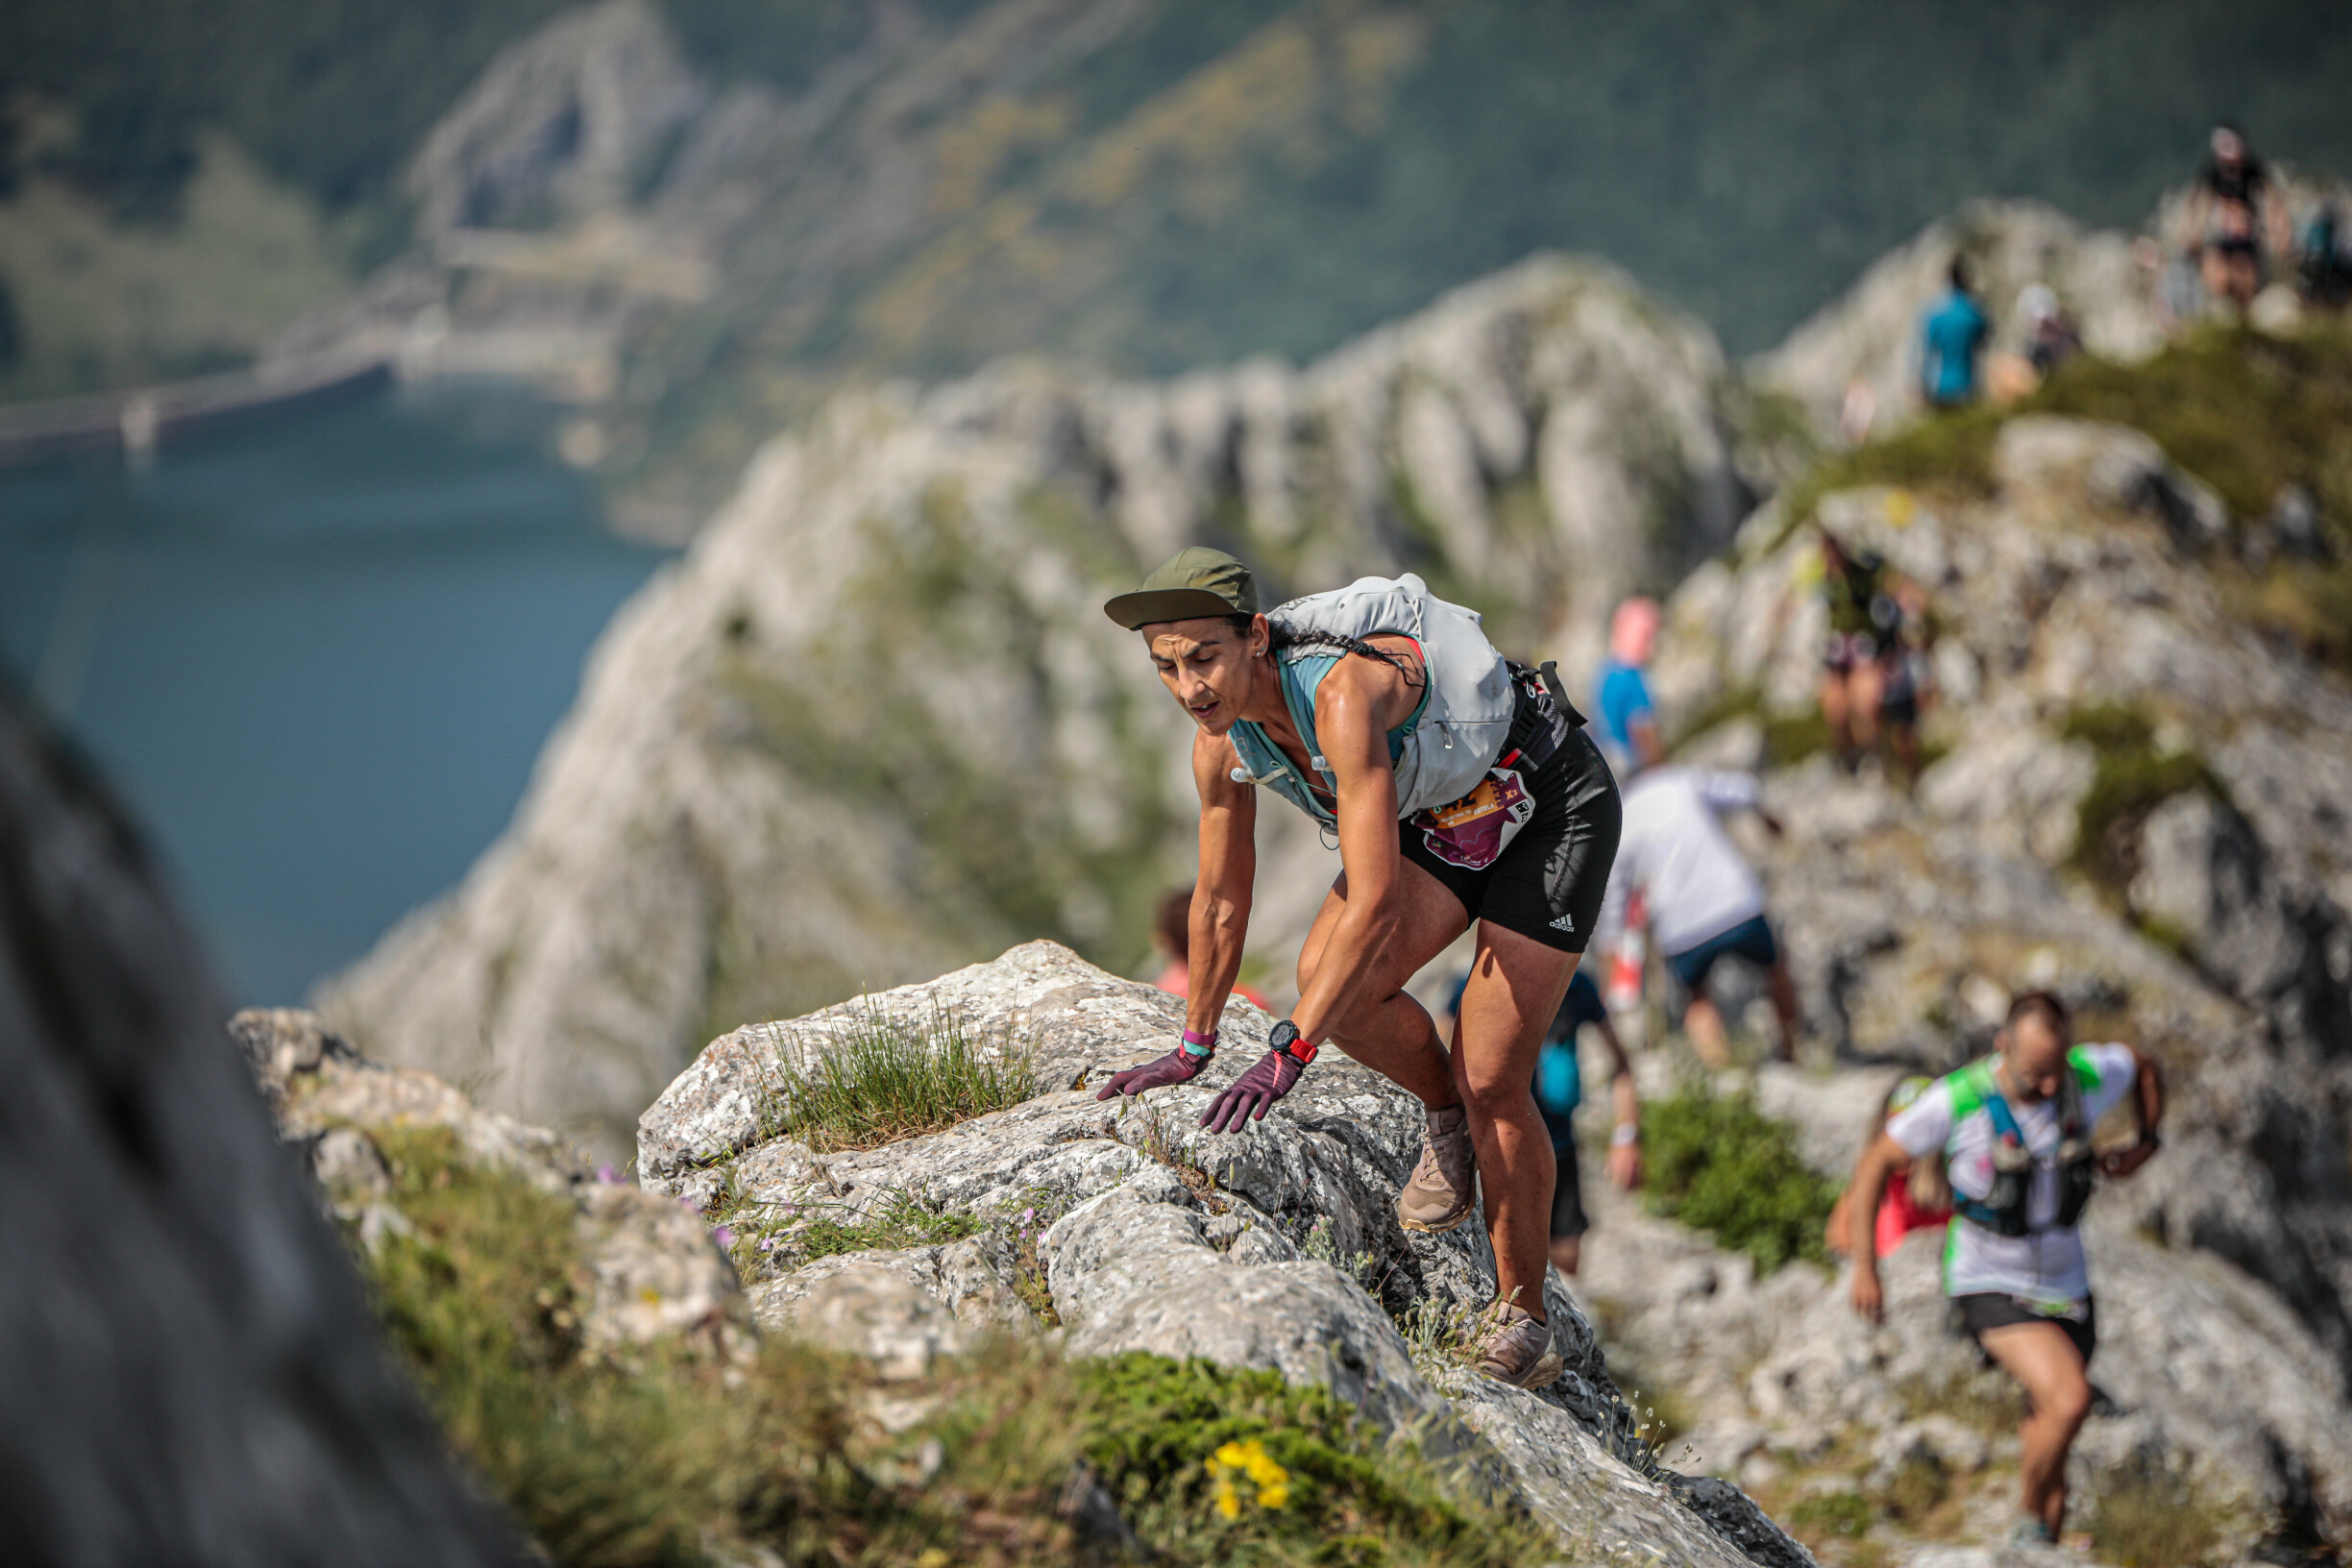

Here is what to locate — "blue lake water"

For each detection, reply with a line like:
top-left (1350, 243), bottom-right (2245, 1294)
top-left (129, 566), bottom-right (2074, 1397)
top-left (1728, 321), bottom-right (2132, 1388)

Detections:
top-left (0, 386), bottom-right (671, 1005)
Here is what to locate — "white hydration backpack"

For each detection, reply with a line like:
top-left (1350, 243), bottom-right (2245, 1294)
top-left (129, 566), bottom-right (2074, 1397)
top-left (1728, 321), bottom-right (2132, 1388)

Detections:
top-left (1228, 574), bottom-right (1516, 822)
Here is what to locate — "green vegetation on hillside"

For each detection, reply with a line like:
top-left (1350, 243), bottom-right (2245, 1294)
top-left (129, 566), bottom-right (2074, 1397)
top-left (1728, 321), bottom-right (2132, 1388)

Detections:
top-left (360, 1124), bottom-right (1554, 1566)
top-left (1640, 1086), bottom-right (1837, 1274)
top-left (1784, 325), bottom-right (2352, 674)
top-left (12, 0), bottom-right (2352, 401)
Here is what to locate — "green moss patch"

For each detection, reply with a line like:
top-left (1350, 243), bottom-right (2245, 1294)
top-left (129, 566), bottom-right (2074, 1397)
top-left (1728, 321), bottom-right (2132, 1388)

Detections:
top-left (1640, 1086), bottom-right (1837, 1274)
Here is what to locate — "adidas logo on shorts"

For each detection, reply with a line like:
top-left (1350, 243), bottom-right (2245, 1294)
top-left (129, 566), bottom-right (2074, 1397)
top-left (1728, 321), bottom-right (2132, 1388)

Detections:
top-left (1550, 913), bottom-right (1577, 932)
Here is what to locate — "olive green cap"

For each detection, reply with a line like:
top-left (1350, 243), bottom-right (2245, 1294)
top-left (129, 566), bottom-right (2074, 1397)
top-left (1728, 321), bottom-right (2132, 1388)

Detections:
top-left (1103, 547), bottom-right (1260, 630)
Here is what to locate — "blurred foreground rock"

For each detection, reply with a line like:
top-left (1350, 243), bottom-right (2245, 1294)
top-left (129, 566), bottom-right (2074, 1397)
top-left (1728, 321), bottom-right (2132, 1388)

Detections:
top-left (0, 685), bottom-right (520, 1566)
top-left (641, 939), bottom-right (1813, 1567)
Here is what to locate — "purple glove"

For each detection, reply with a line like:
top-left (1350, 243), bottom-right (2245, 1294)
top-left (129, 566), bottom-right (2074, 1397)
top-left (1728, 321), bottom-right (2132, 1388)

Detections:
top-left (1199, 1023), bottom-right (1312, 1133)
top-left (1096, 1045), bottom-right (1211, 1100)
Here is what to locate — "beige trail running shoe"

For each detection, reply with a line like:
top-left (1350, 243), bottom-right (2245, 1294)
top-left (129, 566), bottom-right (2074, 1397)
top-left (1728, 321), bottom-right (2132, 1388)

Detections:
top-left (1473, 1303), bottom-right (1565, 1389)
top-left (1396, 1102), bottom-right (1477, 1233)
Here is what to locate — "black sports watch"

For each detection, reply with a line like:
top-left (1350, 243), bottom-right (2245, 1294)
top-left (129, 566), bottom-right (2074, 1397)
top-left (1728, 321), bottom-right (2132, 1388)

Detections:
top-left (1269, 1019), bottom-right (1317, 1065)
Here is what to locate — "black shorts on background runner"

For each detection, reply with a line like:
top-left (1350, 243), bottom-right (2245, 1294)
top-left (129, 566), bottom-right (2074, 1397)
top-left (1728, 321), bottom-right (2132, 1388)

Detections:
top-left (1549, 1137), bottom-right (1589, 1240)
top-left (1952, 1292), bottom-right (2097, 1367)
top-left (1400, 677), bottom-right (1621, 955)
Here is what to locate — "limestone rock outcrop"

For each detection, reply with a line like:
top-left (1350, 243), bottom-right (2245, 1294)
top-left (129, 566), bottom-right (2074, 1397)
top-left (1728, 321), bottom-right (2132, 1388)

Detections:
top-left (0, 684), bottom-right (522, 1566)
top-left (325, 254), bottom-right (1751, 1156)
top-left (640, 938), bottom-right (1812, 1567)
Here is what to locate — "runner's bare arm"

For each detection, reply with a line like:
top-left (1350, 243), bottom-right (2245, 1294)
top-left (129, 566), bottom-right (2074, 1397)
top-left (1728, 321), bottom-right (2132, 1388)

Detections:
top-left (1286, 663), bottom-right (1405, 1048)
top-left (1846, 1130), bottom-right (1908, 1321)
top-left (1599, 1016), bottom-right (1643, 1190)
top-left (1187, 729), bottom-right (1258, 1040)
top-left (2101, 1045), bottom-right (2165, 1178)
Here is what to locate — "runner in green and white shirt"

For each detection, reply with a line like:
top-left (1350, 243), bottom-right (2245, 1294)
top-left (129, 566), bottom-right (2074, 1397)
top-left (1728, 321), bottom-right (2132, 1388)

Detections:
top-left (1845, 992), bottom-right (2164, 1548)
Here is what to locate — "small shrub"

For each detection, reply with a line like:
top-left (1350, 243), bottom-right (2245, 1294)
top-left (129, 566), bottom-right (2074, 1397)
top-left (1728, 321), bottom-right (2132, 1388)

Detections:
top-left (2085, 1463), bottom-right (2230, 1568)
top-left (1396, 1296), bottom-right (1481, 1384)
top-left (1770, 404), bottom-right (2005, 552)
top-left (1641, 1086), bottom-right (1838, 1273)
top-left (771, 1000), bottom-right (1041, 1152)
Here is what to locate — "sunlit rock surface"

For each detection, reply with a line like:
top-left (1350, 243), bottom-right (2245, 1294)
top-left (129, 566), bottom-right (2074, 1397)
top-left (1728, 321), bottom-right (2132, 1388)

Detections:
top-left (642, 939), bottom-right (1810, 1567)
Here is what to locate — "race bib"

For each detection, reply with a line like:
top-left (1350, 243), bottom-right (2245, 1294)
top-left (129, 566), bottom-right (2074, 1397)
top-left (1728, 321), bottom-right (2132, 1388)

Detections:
top-left (1415, 766), bottom-right (1532, 870)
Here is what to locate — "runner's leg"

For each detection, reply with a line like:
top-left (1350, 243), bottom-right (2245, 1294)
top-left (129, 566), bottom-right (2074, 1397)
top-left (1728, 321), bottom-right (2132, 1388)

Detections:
top-left (1820, 668), bottom-right (1854, 762)
top-left (1766, 955), bottom-right (1801, 1064)
top-left (1980, 1321), bottom-right (2094, 1538)
top-left (1683, 991), bottom-right (1732, 1068)
top-left (1294, 859), bottom-right (1471, 1109)
top-left (1849, 659), bottom-right (1885, 755)
top-left (1454, 921), bottom-right (1578, 1321)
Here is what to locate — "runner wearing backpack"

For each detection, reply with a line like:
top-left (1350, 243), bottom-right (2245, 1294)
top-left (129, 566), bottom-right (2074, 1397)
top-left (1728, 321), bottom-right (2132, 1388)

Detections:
top-left (1846, 992), bottom-right (2164, 1548)
top-left (1095, 548), bottom-right (1623, 1388)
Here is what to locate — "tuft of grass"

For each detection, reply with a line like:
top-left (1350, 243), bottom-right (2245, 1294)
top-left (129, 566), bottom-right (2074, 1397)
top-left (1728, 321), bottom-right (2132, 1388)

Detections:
top-left (1078, 1353), bottom-right (1555, 1567)
top-left (2084, 1462), bottom-right (2231, 1568)
top-left (769, 1001), bottom-right (1041, 1153)
top-left (1396, 1296), bottom-right (1482, 1386)
top-left (727, 1186), bottom-right (985, 1276)
top-left (2057, 702), bottom-right (2231, 901)
top-left (1640, 1086), bottom-right (1838, 1274)
top-left (1787, 1489), bottom-right (1874, 1545)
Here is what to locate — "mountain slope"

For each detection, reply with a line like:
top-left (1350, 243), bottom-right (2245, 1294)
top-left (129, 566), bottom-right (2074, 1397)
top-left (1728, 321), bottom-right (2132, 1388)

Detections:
top-left (319, 254), bottom-right (1750, 1152)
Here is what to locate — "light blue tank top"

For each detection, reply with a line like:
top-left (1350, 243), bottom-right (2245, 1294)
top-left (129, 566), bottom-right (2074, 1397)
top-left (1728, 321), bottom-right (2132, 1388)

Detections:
top-left (1230, 648), bottom-right (1429, 826)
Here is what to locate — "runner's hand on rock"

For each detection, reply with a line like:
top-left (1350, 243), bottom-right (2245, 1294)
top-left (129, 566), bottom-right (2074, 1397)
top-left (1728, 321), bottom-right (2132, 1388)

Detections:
top-left (1094, 1046), bottom-right (1210, 1100)
top-left (1199, 1047), bottom-right (1304, 1132)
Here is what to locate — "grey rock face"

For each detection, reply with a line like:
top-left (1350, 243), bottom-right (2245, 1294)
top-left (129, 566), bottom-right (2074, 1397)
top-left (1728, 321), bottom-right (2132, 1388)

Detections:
top-left (326, 255), bottom-right (1751, 1158)
top-left (0, 687), bottom-right (522, 1566)
top-left (640, 940), bottom-right (1811, 1567)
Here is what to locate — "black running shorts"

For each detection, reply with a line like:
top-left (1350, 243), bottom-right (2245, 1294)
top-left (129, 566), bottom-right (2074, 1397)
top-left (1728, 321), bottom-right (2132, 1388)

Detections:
top-left (1549, 1134), bottom-right (1590, 1241)
top-left (1399, 683), bottom-right (1622, 955)
top-left (1953, 1291), bottom-right (2097, 1368)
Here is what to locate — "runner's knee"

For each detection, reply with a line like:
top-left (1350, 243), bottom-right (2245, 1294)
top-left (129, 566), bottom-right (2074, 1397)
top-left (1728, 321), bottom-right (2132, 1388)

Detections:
top-left (2042, 1375), bottom-right (2093, 1431)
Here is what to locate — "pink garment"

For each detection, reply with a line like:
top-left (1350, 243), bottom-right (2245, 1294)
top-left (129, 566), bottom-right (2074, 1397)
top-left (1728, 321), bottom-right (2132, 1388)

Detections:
top-left (1156, 960), bottom-right (1271, 1014)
